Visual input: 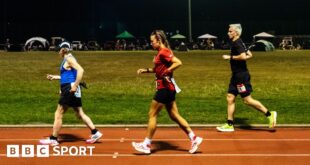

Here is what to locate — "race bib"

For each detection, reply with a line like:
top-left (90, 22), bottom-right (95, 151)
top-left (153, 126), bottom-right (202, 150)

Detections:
top-left (237, 83), bottom-right (247, 93)
top-left (171, 78), bottom-right (181, 93)
top-left (71, 83), bottom-right (81, 98)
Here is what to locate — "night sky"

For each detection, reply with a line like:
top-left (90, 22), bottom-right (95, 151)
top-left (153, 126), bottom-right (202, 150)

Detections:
top-left (1, 0), bottom-right (309, 43)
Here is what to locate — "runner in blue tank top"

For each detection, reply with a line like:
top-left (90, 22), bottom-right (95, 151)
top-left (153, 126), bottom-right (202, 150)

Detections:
top-left (60, 55), bottom-right (77, 85)
top-left (39, 42), bottom-right (102, 146)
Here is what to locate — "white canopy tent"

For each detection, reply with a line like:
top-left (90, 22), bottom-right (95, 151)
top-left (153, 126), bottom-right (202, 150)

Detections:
top-left (198, 33), bottom-right (217, 39)
top-left (25, 37), bottom-right (50, 49)
top-left (253, 32), bottom-right (275, 42)
top-left (253, 32), bottom-right (275, 38)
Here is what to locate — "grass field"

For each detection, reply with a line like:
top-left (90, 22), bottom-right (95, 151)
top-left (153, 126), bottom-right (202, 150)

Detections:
top-left (0, 50), bottom-right (309, 125)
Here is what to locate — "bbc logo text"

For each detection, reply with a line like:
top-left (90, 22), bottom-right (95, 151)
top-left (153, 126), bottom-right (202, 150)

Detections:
top-left (6, 145), bottom-right (95, 157)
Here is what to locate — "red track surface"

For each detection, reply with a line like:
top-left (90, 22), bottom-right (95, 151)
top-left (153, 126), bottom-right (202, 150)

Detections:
top-left (0, 127), bottom-right (310, 165)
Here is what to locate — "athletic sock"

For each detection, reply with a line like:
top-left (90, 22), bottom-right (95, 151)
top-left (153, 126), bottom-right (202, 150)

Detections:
top-left (227, 120), bottom-right (234, 126)
top-left (50, 135), bottom-right (57, 140)
top-left (143, 138), bottom-right (151, 146)
top-left (265, 111), bottom-right (271, 117)
top-left (188, 132), bottom-right (196, 141)
top-left (91, 129), bottom-right (98, 135)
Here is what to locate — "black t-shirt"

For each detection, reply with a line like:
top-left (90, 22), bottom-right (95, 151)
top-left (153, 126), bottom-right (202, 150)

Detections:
top-left (230, 38), bottom-right (248, 73)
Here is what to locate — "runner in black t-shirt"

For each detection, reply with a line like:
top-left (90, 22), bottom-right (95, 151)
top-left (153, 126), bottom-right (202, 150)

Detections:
top-left (217, 24), bottom-right (277, 132)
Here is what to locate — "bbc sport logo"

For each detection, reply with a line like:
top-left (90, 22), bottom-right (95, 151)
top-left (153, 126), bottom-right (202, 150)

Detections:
top-left (6, 145), bottom-right (95, 157)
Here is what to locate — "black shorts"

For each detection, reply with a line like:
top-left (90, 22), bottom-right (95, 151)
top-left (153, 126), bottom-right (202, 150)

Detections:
top-left (153, 88), bottom-right (176, 105)
top-left (58, 83), bottom-right (82, 107)
top-left (228, 71), bottom-right (253, 98)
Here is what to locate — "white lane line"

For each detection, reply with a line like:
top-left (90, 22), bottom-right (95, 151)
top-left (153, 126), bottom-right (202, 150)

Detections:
top-left (1, 153), bottom-right (310, 157)
top-left (1, 138), bottom-right (310, 141)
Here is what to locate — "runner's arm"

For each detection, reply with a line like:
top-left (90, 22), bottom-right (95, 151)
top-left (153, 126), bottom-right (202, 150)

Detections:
top-left (46, 74), bottom-right (61, 80)
top-left (223, 50), bottom-right (252, 61)
top-left (67, 57), bottom-right (84, 91)
top-left (137, 68), bottom-right (154, 74)
top-left (167, 56), bottom-right (182, 72)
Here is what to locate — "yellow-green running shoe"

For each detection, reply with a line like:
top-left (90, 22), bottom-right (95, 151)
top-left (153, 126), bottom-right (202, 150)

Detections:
top-left (268, 111), bottom-right (277, 128)
top-left (216, 123), bottom-right (234, 132)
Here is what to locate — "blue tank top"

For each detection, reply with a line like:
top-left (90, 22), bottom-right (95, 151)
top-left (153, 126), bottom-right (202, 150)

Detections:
top-left (60, 54), bottom-right (77, 85)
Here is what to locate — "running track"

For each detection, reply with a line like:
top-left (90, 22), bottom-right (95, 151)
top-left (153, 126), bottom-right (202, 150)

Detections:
top-left (0, 127), bottom-right (310, 165)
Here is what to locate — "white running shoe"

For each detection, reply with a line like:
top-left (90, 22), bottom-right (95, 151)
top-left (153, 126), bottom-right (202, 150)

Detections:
top-left (189, 136), bottom-right (203, 154)
top-left (86, 131), bottom-right (103, 144)
top-left (132, 142), bottom-right (151, 154)
top-left (39, 138), bottom-right (59, 146)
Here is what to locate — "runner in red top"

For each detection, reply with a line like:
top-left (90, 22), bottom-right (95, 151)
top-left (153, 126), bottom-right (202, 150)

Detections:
top-left (132, 30), bottom-right (203, 154)
top-left (153, 47), bottom-right (176, 91)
